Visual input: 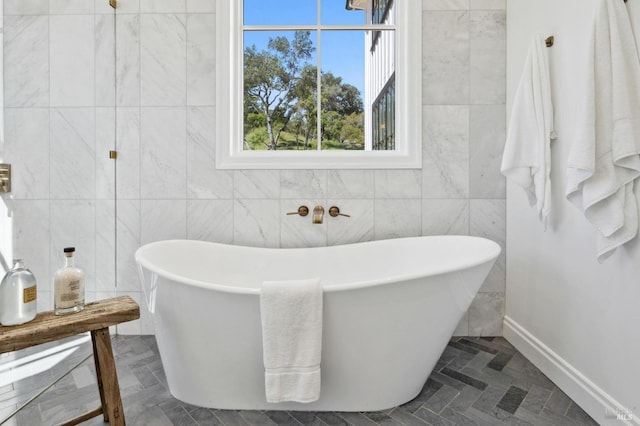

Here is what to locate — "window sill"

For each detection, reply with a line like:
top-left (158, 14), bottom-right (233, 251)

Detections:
top-left (215, 150), bottom-right (422, 170)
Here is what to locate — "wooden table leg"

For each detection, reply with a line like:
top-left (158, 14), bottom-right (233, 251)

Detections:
top-left (91, 328), bottom-right (125, 426)
top-left (91, 331), bottom-right (108, 422)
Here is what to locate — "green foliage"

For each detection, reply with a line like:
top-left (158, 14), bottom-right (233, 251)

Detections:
top-left (341, 112), bottom-right (364, 144)
top-left (246, 127), bottom-right (318, 150)
top-left (322, 73), bottom-right (363, 115)
top-left (245, 128), bottom-right (270, 150)
top-left (321, 110), bottom-right (342, 142)
top-left (245, 112), bottom-right (266, 131)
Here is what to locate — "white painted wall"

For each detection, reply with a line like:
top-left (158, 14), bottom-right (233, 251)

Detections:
top-left (505, 0), bottom-right (640, 424)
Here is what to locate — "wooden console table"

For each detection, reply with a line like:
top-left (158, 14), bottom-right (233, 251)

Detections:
top-left (0, 296), bottom-right (140, 426)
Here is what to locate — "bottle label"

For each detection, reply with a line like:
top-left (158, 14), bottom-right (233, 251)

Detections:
top-left (60, 280), bottom-right (80, 302)
top-left (23, 286), bottom-right (37, 303)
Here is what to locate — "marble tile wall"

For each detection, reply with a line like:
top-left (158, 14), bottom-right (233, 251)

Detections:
top-left (0, 1), bottom-right (116, 326)
top-left (0, 0), bottom-right (506, 336)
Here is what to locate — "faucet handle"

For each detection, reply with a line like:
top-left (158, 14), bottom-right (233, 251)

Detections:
top-left (286, 206), bottom-right (309, 217)
top-left (328, 206), bottom-right (350, 218)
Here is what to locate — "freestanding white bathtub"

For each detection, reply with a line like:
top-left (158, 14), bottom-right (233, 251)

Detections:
top-left (135, 236), bottom-right (500, 412)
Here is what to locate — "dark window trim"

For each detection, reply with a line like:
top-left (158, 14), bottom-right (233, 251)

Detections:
top-left (372, 73), bottom-right (395, 151)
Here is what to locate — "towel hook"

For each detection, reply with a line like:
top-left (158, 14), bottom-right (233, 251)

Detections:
top-left (545, 36), bottom-right (554, 47)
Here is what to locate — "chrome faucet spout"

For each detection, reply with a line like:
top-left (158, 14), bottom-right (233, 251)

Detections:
top-left (312, 206), bottom-right (324, 224)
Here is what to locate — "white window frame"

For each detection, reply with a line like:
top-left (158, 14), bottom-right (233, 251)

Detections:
top-left (215, 0), bottom-right (422, 170)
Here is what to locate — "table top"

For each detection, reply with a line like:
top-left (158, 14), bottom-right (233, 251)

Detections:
top-left (0, 296), bottom-right (140, 353)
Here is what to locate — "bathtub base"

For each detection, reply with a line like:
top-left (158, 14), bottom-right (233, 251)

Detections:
top-left (152, 267), bottom-right (489, 412)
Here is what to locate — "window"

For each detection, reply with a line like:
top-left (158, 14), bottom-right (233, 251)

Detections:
top-left (373, 74), bottom-right (395, 150)
top-left (371, 0), bottom-right (392, 50)
top-left (216, 0), bottom-right (422, 169)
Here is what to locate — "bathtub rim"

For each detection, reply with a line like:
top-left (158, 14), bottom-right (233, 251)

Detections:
top-left (135, 235), bottom-right (501, 295)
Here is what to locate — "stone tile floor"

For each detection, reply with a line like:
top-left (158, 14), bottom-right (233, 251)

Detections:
top-left (0, 335), bottom-right (599, 425)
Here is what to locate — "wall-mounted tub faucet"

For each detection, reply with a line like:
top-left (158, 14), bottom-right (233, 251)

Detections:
top-left (312, 206), bottom-right (324, 224)
top-left (287, 205), bottom-right (349, 224)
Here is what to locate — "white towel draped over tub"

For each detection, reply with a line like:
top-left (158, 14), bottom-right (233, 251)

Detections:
top-left (501, 32), bottom-right (556, 228)
top-left (566, 0), bottom-right (640, 262)
top-left (260, 278), bottom-right (323, 403)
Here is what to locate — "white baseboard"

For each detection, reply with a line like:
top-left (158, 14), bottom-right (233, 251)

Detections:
top-left (503, 315), bottom-right (639, 426)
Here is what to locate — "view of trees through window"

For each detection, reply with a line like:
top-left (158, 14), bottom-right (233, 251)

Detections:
top-left (242, 0), bottom-right (394, 152)
top-left (243, 30), bottom-right (365, 151)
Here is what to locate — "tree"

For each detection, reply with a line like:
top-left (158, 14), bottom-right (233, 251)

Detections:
top-left (289, 65), bottom-right (317, 149)
top-left (320, 72), bottom-right (364, 146)
top-left (244, 31), bottom-right (314, 150)
top-left (321, 73), bottom-right (363, 116)
top-left (340, 112), bottom-right (364, 147)
top-left (321, 110), bottom-right (343, 143)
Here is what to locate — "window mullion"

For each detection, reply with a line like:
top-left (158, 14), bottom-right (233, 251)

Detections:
top-left (316, 0), bottom-right (322, 151)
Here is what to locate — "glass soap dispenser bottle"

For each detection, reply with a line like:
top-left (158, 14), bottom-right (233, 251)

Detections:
top-left (0, 259), bottom-right (38, 326)
top-left (54, 247), bottom-right (85, 315)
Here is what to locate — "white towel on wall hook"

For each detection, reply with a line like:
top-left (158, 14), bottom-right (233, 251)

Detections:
top-left (566, 0), bottom-right (640, 262)
top-left (501, 32), bottom-right (556, 229)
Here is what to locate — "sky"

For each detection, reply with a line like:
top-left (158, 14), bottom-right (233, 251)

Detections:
top-left (243, 0), bottom-right (367, 95)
